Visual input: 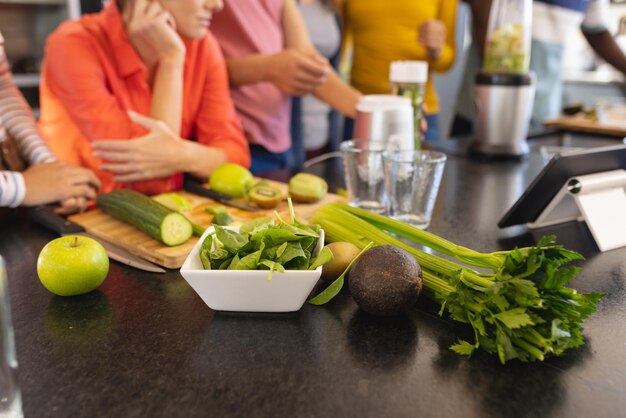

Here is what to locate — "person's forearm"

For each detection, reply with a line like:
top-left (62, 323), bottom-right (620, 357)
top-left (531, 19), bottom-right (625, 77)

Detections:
top-left (179, 140), bottom-right (228, 179)
top-left (468, 0), bottom-right (492, 59)
top-left (314, 71), bottom-right (361, 118)
top-left (0, 53), bottom-right (55, 165)
top-left (150, 56), bottom-right (184, 133)
top-left (0, 171), bottom-right (25, 208)
top-left (225, 55), bottom-right (272, 87)
top-left (584, 30), bottom-right (626, 75)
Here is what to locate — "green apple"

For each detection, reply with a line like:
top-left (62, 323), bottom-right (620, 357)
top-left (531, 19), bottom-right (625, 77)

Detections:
top-left (209, 163), bottom-right (253, 198)
top-left (37, 235), bottom-right (109, 296)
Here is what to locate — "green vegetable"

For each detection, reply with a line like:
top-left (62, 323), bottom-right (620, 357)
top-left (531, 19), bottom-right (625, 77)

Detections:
top-left (198, 200), bottom-right (330, 276)
top-left (190, 222), bottom-right (206, 237)
top-left (152, 193), bottom-right (204, 236)
top-left (310, 202), bottom-right (603, 363)
top-left (205, 205), bottom-right (233, 226)
top-left (152, 192), bottom-right (192, 211)
top-left (97, 189), bottom-right (193, 246)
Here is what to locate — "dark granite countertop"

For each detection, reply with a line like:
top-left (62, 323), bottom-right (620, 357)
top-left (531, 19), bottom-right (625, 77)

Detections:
top-left (1, 133), bottom-right (625, 418)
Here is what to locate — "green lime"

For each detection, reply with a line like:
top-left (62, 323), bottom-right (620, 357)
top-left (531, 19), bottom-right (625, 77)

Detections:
top-left (209, 163), bottom-right (253, 198)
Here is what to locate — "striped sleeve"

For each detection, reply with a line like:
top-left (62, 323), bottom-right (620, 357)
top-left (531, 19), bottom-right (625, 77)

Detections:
top-left (0, 33), bottom-right (55, 165)
top-left (0, 170), bottom-right (26, 207)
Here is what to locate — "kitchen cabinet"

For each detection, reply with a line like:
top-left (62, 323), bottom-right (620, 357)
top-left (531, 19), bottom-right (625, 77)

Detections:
top-left (0, 0), bottom-right (80, 97)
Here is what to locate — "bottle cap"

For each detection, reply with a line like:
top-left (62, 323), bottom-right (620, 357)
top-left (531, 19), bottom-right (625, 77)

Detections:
top-left (389, 61), bottom-right (428, 84)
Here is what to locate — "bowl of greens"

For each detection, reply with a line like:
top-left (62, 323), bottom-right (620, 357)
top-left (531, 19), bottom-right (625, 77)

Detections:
top-left (180, 214), bottom-right (331, 312)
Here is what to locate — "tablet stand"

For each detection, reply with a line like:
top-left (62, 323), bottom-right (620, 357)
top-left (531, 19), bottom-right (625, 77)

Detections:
top-left (528, 169), bottom-right (626, 252)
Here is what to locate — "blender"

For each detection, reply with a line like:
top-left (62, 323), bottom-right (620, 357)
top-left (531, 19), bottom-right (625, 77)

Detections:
top-left (470, 0), bottom-right (535, 157)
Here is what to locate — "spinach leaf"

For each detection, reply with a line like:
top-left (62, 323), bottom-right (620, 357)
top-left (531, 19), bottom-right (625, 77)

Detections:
top-left (200, 249), bottom-right (212, 270)
top-left (214, 225), bottom-right (248, 253)
top-left (219, 257), bottom-right (233, 270)
top-left (239, 217), bottom-right (273, 235)
top-left (277, 222), bottom-right (319, 238)
top-left (308, 246), bottom-right (333, 270)
top-left (227, 253), bottom-right (240, 270)
top-left (250, 228), bottom-right (300, 248)
top-left (259, 259), bottom-right (285, 281)
top-left (277, 241), bottom-right (306, 265)
top-left (236, 248), bottom-right (263, 270)
top-left (259, 259), bottom-right (285, 273)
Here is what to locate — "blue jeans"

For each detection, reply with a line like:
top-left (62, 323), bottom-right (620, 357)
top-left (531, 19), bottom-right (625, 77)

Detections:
top-left (249, 144), bottom-right (293, 175)
top-left (423, 114), bottom-right (440, 142)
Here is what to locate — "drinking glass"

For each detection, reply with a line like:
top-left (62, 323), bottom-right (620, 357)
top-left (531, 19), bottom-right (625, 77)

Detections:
top-left (340, 140), bottom-right (388, 214)
top-left (383, 150), bottom-right (447, 229)
top-left (0, 257), bottom-right (23, 418)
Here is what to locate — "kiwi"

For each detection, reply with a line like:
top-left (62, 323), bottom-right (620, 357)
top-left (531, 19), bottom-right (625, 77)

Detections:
top-left (248, 185), bottom-right (282, 209)
top-left (321, 242), bottom-right (360, 282)
top-left (348, 245), bottom-right (422, 316)
top-left (288, 173), bottom-right (328, 203)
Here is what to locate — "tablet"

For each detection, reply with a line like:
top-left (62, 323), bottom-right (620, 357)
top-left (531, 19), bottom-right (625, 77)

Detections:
top-left (498, 144), bottom-right (626, 228)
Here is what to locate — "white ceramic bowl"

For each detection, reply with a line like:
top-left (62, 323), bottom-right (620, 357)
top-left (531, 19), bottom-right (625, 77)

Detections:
top-left (180, 226), bottom-right (324, 312)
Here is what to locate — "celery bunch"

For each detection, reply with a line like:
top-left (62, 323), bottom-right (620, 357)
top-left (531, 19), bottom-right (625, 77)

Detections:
top-left (311, 203), bottom-right (603, 364)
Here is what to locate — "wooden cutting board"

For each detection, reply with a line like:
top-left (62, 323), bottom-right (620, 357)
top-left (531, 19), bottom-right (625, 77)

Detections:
top-left (68, 180), bottom-right (345, 269)
top-left (544, 105), bottom-right (626, 137)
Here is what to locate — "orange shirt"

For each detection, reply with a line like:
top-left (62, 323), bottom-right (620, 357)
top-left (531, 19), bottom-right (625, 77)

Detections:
top-left (39, 3), bottom-right (250, 195)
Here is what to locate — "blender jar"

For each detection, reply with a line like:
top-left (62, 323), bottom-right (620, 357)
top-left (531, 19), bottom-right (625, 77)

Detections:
top-left (483, 0), bottom-right (532, 74)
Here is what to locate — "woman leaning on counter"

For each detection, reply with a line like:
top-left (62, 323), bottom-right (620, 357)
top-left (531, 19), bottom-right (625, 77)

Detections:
top-left (38, 0), bottom-right (250, 195)
top-left (0, 32), bottom-right (99, 213)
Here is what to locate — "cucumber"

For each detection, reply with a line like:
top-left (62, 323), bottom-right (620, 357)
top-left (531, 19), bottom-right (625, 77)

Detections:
top-left (97, 189), bottom-right (193, 246)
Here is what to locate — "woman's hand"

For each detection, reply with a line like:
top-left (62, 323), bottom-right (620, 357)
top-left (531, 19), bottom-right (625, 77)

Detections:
top-left (124, 0), bottom-right (185, 66)
top-left (21, 162), bottom-right (100, 208)
top-left (418, 19), bottom-right (447, 61)
top-left (267, 49), bottom-right (329, 95)
top-left (92, 111), bottom-right (187, 183)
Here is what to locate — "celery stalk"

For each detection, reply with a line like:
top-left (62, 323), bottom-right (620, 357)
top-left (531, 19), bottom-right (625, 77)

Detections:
top-left (310, 202), bottom-right (603, 363)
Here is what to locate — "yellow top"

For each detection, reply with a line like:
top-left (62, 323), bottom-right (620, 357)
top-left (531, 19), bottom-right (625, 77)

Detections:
top-left (342, 0), bottom-right (458, 113)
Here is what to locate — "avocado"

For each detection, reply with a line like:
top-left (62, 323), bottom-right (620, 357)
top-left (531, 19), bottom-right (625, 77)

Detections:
top-left (348, 245), bottom-right (422, 316)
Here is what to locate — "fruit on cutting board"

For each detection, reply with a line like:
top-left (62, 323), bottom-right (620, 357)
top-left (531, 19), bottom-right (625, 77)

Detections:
top-left (288, 173), bottom-right (328, 203)
top-left (97, 189), bottom-right (193, 246)
top-left (37, 235), bottom-right (109, 296)
top-left (248, 184), bottom-right (282, 209)
top-left (349, 245), bottom-right (422, 316)
top-left (209, 163), bottom-right (253, 198)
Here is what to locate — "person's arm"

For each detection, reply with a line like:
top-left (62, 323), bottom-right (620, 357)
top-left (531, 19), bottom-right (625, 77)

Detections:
top-left (282, 0), bottom-right (361, 116)
top-left (92, 36), bottom-right (250, 182)
top-left (466, 0), bottom-right (492, 59)
top-left (0, 171), bottom-right (26, 208)
top-left (584, 30), bottom-right (626, 75)
top-left (0, 37), bottom-right (54, 166)
top-left (430, 0), bottom-right (458, 72)
top-left (125, 0), bottom-right (185, 133)
top-left (184, 35), bottom-right (250, 177)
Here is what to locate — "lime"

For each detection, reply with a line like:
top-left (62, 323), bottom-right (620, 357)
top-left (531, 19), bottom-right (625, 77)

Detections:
top-left (209, 163), bottom-right (253, 198)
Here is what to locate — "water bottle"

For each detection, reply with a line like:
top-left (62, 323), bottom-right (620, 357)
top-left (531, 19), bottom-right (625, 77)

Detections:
top-left (389, 61), bottom-right (428, 149)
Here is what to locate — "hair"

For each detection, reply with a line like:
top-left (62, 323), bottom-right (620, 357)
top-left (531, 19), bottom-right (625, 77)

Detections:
top-left (115, 0), bottom-right (129, 12)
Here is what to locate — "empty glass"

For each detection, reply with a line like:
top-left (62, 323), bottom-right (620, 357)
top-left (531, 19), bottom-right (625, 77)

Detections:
top-left (0, 257), bottom-right (23, 418)
top-left (383, 150), bottom-right (447, 229)
top-left (340, 140), bottom-right (388, 214)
